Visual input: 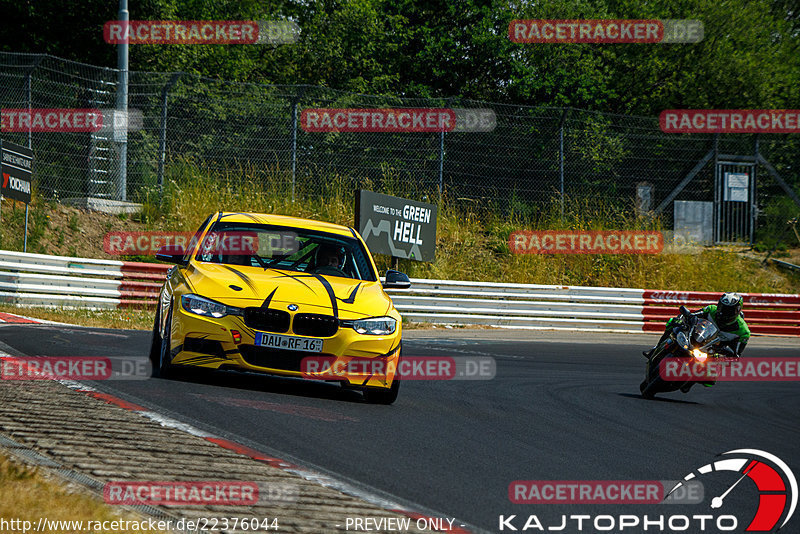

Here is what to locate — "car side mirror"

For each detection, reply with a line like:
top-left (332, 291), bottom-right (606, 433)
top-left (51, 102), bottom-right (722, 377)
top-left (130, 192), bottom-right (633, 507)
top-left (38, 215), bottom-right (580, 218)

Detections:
top-left (382, 269), bottom-right (411, 289)
top-left (155, 245), bottom-right (187, 265)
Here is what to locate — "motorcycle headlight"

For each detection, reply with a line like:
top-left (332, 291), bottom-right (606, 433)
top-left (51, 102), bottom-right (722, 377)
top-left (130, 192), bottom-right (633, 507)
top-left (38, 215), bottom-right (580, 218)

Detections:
top-left (676, 331), bottom-right (689, 349)
top-left (691, 348), bottom-right (708, 362)
top-left (352, 316), bottom-right (397, 335)
top-left (181, 294), bottom-right (241, 318)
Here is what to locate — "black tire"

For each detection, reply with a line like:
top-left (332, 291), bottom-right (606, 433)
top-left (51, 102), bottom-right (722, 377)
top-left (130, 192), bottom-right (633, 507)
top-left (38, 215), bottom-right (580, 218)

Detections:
top-left (154, 304), bottom-right (175, 379)
top-left (148, 306), bottom-right (162, 376)
top-left (363, 376), bottom-right (400, 405)
top-left (642, 376), bottom-right (663, 399)
top-left (640, 347), bottom-right (669, 399)
top-left (644, 349), bottom-right (687, 399)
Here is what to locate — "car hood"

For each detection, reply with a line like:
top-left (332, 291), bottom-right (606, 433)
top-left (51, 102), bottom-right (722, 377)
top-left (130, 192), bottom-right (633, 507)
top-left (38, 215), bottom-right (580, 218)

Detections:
top-left (185, 262), bottom-right (391, 318)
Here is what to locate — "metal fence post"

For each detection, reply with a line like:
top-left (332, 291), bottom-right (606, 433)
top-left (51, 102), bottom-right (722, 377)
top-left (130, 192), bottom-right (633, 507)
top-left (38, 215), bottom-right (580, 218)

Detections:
top-left (157, 73), bottom-right (182, 200)
top-left (115, 0), bottom-right (129, 201)
top-left (559, 109), bottom-right (568, 219)
top-left (290, 86), bottom-right (307, 203)
top-left (713, 133), bottom-right (720, 242)
top-left (751, 134), bottom-right (759, 245)
top-left (25, 70), bottom-right (33, 150)
top-left (438, 98), bottom-right (452, 200)
top-left (23, 206), bottom-right (29, 252)
top-left (438, 129), bottom-right (444, 199)
top-left (291, 99), bottom-right (298, 202)
top-left (22, 56), bottom-right (42, 251)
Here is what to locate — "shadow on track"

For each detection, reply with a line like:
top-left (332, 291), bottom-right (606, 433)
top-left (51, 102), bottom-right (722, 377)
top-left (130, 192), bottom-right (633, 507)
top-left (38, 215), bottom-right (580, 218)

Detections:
top-left (617, 392), bottom-right (701, 405)
top-left (152, 367), bottom-right (368, 404)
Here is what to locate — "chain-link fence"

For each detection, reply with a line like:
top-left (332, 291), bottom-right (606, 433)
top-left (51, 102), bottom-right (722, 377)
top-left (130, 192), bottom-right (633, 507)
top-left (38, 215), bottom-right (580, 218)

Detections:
top-left (1, 51), bottom-right (799, 242)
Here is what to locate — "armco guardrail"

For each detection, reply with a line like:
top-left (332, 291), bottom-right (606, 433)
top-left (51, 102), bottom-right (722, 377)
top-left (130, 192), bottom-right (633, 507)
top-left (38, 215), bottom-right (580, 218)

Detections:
top-left (386, 280), bottom-right (800, 336)
top-left (0, 250), bottom-right (168, 309)
top-left (0, 250), bottom-right (798, 335)
top-left (771, 258), bottom-right (800, 274)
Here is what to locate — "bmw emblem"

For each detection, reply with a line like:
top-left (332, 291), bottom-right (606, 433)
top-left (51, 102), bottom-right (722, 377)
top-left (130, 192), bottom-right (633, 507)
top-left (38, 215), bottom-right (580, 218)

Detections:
top-left (287, 304), bottom-right (298, 311)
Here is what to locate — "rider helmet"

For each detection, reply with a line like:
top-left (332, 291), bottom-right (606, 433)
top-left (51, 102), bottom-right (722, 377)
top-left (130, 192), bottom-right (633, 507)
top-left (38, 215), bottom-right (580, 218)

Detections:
top-left (716, 292), bottom-right (743, 328)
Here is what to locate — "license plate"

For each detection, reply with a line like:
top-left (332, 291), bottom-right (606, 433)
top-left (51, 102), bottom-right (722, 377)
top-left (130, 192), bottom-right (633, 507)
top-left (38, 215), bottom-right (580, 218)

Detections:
top-left (255, 332), bottom-right (323, 353)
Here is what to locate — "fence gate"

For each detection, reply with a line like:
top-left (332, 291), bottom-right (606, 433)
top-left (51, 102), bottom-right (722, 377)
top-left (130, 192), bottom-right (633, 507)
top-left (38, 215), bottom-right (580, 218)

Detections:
top-left (714, 159), bottom-right (756, 244)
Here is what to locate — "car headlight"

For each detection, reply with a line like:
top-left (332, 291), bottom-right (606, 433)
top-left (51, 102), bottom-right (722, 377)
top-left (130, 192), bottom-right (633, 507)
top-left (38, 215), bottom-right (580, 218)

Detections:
top-left (181, 294), bottom-right (241, 318)
top-left (352, 316), bottom-right (397, 335)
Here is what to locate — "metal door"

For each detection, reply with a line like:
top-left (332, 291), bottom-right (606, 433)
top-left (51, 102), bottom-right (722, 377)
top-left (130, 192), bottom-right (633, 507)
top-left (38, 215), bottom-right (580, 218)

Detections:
top-left (714, 161), bottom-right (756, 244)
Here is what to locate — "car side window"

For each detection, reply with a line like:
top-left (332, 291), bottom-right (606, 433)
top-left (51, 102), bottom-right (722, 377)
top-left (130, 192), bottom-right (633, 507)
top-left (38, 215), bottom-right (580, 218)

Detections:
top-left (183, 214), bottom-right (213, 264)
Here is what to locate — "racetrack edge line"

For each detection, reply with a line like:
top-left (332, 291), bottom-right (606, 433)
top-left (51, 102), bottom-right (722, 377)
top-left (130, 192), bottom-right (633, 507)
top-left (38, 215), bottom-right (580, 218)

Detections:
top-left (0, 345), bottom-right (485, 534)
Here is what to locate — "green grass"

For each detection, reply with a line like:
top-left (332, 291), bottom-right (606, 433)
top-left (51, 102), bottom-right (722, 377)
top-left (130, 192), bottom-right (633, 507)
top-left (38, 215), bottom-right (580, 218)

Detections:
top-left (0, 304), bottom-right (155, 330)
top-left (1, 160), bottom-right (797, 298)
top-left (0, 200), bottom-right (50, 254)
top-left (134, 160), bottom-right (798, 294)
top-left (0, 161), bottom-right (796, 330)
top-left (0, 453), bottom-right (168, 533)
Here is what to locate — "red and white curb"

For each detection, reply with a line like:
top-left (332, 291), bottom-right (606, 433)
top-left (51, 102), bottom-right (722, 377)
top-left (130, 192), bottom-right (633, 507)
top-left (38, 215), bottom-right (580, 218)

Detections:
top-left (0, 350), bottom-right (475, 534)
top-left (641, 290), bottom-right (800, 336)
top-left (0, 312), bottom-right (65, 324)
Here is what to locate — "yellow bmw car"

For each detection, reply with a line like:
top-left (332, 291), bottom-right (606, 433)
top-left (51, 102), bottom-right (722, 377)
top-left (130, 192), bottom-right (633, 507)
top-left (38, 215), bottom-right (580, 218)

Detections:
top-left (149, 212), bottom-right (411, 404)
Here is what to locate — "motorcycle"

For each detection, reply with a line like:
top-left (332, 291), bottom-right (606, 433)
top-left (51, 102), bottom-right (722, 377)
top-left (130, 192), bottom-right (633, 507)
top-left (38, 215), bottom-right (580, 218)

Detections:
top-left (640, 305), bottom-right (737, 399)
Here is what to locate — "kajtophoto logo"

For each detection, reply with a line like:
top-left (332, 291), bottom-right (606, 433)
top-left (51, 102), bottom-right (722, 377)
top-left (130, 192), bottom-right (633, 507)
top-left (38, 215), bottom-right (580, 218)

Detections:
top-left (500, 449), bottom-right (796, 532)
top-left (666, 449), bottom-right (797, 532)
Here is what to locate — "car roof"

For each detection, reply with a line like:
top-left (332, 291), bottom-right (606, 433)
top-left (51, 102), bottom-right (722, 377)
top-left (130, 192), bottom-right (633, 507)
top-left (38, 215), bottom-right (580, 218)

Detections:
top-left (215, 212), bottom-right (355, 237)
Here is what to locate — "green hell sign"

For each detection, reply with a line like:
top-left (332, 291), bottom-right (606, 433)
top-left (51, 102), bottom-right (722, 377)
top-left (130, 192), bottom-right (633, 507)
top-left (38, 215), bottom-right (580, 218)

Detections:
top-left (355, 190), bottom-right (437, 262)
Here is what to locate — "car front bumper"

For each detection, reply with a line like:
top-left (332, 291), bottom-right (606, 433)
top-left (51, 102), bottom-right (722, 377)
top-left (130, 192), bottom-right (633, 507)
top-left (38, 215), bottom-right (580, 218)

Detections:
top-left (169, 306), bottom-right (401, 389)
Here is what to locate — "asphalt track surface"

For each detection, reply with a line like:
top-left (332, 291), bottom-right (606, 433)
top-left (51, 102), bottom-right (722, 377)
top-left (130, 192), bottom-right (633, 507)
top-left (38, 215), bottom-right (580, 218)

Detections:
top-left (1, 324), bottom-right (799, 533)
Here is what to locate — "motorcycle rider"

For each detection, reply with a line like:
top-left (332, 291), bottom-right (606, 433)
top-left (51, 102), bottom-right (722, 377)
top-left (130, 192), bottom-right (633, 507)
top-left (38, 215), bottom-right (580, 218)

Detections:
top-left (643, 293), bottom-right (750, 391)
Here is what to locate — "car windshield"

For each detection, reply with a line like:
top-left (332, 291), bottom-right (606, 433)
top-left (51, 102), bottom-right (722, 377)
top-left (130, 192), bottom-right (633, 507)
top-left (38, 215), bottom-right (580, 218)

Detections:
top-left (194, 221), bottom-right (377, 282)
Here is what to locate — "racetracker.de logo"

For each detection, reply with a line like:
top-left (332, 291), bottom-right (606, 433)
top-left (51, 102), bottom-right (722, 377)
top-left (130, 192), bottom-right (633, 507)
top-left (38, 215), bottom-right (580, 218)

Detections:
top-left (104, 231), bottom-right (259, 255)
top-left (510, 231), bottom-right (663, 255)
top-left (103, 20), bottom-right (299, 45)
top-left (103, 481), bottom-right (258, 506)
top-left (660, 109), bottom-right (800, 133)
top-left (1, 109), bottom-right (143, 133)
top-left (509, 481), bottom-right (665, 504)
top-left (301, 108), bottom-right (456, 133)
top-left (1, 109), bottom-right (102, 132)
top-left (510, 19), bottom-right (662, 43)
top-left (301, 356), bottom-right (496, 381)
top-left (509, 19), bottom-right (703, 44)
top-left (660, 357), bottom-right (800, 381)
top-left (0, 357), bottom-right (112, 381)
top-left (0, 356), bottom-right (151, 381)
